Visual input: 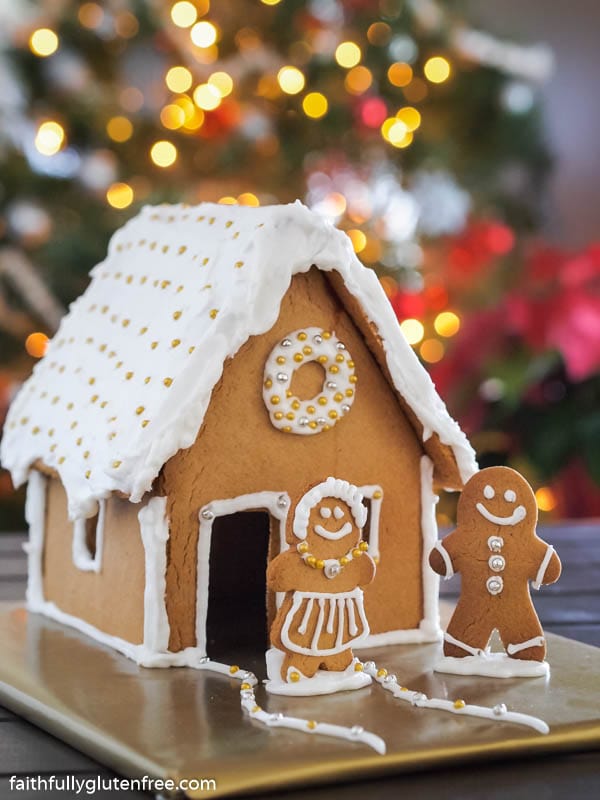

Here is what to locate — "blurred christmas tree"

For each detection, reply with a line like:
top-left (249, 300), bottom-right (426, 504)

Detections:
top-left (0, 0), bottom-right (598, 527)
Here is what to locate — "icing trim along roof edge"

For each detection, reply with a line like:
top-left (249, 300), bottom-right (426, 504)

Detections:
top-left (1, 201), bottom-right (477, 518)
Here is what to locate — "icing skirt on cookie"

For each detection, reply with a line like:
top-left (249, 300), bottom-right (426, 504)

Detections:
top-left (280, 588), bottom-right (369, 656)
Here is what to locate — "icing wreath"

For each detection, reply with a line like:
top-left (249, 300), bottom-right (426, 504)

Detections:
top-left (263, 327), bottom-right (357, 435)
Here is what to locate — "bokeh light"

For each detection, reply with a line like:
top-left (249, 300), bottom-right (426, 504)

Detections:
top-left (387, 62), bottom-right (413, 87)
top-left (191, 20), bottom-right (218, 47)
top-left (535, 487), bottom-right (557, 512)
top-left (106, 116), bottom-right (133, 142)
top-left (277, 66), bottom-right (305, 95)
top-left (160, 104), bottom-right (186, 129)
top-left (171, 1), bottom-right (198, 28)
top-left (106, 182), bottom-right (134, 209)
top-left (78, 3), bottom-right (104, 29)
top-left (345, 66), bottom-right (372, 95)
top-left (25, 332), bottom-right (49, 358)
top-left (193, 83), bottom-right (221, 110)
top-left (347, 229), bottom-right (367, 253)
top-left (424, 56), bottom-right (451, 83)
top-left (302, 92), bottom-right (328, 118)
top-left (335, 41), bottom-right (361, 68)
top-left (208, 71), bottom-right (234, 97)
top-left (29, 28), bottom-right (59, 57)
top-left (420, 338), bottom-right (445, 363)
top-left (238, 192), bottom-right (260, 206)
top-left (434, 311), bottom-right (461, 337)
top-left (166, 66), bottom-right (193, 93)
top-left (150, 140), bottom-right (178, 167)
top-left (34, 121), bottom-right (65, 156)
top-left (396, 106), bottom-right (421, 132)
top-left (400, 318), bottom-right (424, 345)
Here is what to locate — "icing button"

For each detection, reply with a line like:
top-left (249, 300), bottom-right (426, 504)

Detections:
top-left (489, 555), bottom-right (506, 572)
top-left (324, 562), bottom-right (342, 579)
top-left (486, 576), bottom-right (504, 595)
top-left (488, 535), bottom-right (504, 553)
top-left (493, 703), bottom-right (508, 716)
top-left (276, 372), bottom-right (288, 382)
top-left (277, 495), bottom-right (288, 508)
top-left (201, 509), bottom-right (214, 520)
top-left (350, 725), bottom-right (364, 737)
top-left (411, 692), bottom-right (426, 705)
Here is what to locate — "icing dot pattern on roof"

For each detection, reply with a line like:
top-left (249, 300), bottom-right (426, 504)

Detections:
top-left (1, 202), bottom-right (477, 518)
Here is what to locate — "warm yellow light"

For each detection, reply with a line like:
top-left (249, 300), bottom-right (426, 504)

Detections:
top-left (277, 66), bottom-right (305, 95)
top-left (150, 140), bottom-right (178, 167)
top-left (434, 311), bottom-right (461, 338)
top-left (208, 71), bottom-right (234, 97)
top-left (106, 116), bottom-right (133, 143)
top-left (535, 487), bottom-right (557, 512)
top-left (106, 182), bottom-right (134, 209)
top-left (160, 104), bottom-right (186, 130)
top-left (261, 0), bottom-right (282, 5)
top-left (400, 319), bottom-right (424, 345)
top-left (347, 229), bottom-right (367, 253)
top-left (381, 117), bottom-right (408, 145)
top-left (115, 10), bottom-right (139, 38)
top-left (78, 3), bottom-right (104, 29)
top-left (166, 66), bottom-right (193, 93)
top-left (29, 28), bottom-right (59, 57)
top-left (420, 338), bottom-right (445, 363)
top-left (190, 20), bottom-right (217, 47)
top-left (193, 83), bottom-right (221, 110)
top-left (335, 41), bottom-right (361, 68)
top-left (387, 62), bottom-right (412, 88)
top-left (396, 106), bottom-right (421, 132)
top-left (25, 332), bottom-right (49, 358)
top-left (171, 1), bottom-right (198, 28)
top-left (302, 92), bottom-right (328, 119)
top-left (218, 196), bottom-right (237, 204)
top-left (326, 192), bottom-right (347, 216)
top-left (182, 108), bottom-right (205, 130)
top-left (174, 95), bottom-right (196, 120)
top-left (238, 192), bottom-right (260, 206)
top-left (344, 66), bottom-right (372, 95)
top-left (424, 56), bottom-right (451, 83)
top-left (35, 121), bottom-right (65, 155)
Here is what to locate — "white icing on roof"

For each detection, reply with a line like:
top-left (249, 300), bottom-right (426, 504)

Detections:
top-left (1, 201), bottom-right (477, 518)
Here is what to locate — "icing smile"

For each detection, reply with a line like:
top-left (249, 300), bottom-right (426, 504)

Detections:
top-left (314, 521), bottom-right (353, 540)
top-left (476, 503), bottom-right (526, 526)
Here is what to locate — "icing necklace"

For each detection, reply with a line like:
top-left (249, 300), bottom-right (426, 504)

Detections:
top-left (297, 540), bottom-right (369, 579)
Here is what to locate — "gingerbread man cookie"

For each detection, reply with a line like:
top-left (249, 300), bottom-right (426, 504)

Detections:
top-left (429, 466), bottom-right (561, 678)
top-left (265, 477), bottom-right (376, 695)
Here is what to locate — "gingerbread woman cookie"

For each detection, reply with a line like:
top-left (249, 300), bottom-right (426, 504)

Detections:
top-left (429, 466), bottom-right (561, 678)
top-left (265, 477), bottom-right (375, 695)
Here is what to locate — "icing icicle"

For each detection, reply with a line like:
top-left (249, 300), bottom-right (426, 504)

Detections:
top-left (201, 660), bottom-right (386, 754)
top-left (361, 660), bottom-right (550, 735)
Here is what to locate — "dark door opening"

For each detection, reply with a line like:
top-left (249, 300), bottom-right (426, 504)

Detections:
top-left (205, 510), bottom-right (273, 664)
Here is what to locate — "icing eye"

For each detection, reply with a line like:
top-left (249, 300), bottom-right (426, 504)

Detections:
top-left (333, 506), bottom-right (344, 519)
top-left (483, 485), bottom-right (495, 500)
top-left (319, 507), bottom-right (332, 519)
top-left (504, 489), bottom-right (516, 503)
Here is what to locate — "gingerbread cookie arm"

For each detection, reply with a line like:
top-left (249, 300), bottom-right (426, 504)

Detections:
top-left (358, 553), bottom-right (376, 588)
top-left (267, 551), bottom-right (299, 593)
top-left (531, 543), bottom-right (562, 589)
top-left (429, 532), bottom-right (458, 579)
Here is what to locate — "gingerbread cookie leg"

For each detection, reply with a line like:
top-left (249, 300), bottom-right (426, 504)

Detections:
top-left (281, 653), bottom-right (322, 681)
top-left (443, 603), bottom-right (493, 658)
top-left (498, 610), bottom-right (546, 662)
top-left (322, 649), bottom-right (354, 672)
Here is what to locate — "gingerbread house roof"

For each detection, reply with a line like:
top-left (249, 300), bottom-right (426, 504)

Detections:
top-left (1, 202), bottom-right (477, 518)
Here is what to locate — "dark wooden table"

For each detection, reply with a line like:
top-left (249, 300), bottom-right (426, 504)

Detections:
top-left (1, 523), bottom-right (599, 799)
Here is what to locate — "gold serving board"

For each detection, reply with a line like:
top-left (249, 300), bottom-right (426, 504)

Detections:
top-left (0, 603), bottom-right (598, 799)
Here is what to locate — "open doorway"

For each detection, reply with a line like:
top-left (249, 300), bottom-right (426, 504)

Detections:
top-left (205, 510), bottom-right (272, 663)
top-left (196, 491), bottom-right (290, 665)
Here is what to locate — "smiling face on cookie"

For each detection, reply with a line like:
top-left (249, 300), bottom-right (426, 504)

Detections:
top-left (306, 497), bottom-right (360, 556)
top-left (458, 466), bottom-right (538, 532)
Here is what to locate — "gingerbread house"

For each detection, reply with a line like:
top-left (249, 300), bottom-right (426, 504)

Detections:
top-left (0, 201), bottom-right (477, 667)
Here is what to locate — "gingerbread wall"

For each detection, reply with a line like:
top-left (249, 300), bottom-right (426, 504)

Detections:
top-left (43, 478), bottom-right (146, 644)
top-left (160, 268), bottom-right (429, 652)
